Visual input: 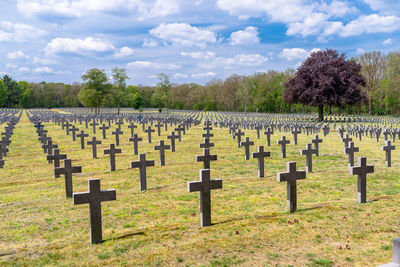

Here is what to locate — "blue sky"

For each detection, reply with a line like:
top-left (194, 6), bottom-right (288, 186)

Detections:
top-left (1, 0), bottom-right (399, 85)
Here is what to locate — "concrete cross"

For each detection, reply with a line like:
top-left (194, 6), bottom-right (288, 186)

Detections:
top-left (167, 131), bottom-right (179, 152)
top-left (196, 148), bottom-right (217, 169)
top-left (129, 133), bottom-right (142, 155)
top-left (341, 134), bottom-right (352, 148)
top-left (73, 179), bottom-right (116, 244)
top-left (144, 126), bottom-right (155, 143)
top-left (103, 144), bottom-right (121, 171)
top-left (42, 139), bottom-right (58, 158)
top-left (291, 127), bottom-right (301, 145)
top-left (264, 128), bottom-right (273, 146)
top-left (349, 157), bottom-right (374, 203)
top-left (70, 125), bottom-right (79, 141)
top-left (188, 169), bottom-right (222, 227)
top-left (130, 153), bottom-right (155, 191)
top-left (87, 136), bottom-right (102, 158)
top-left (99, 124), bottom-right (109, 139)
top-left (111, 128), bottom-right (123, 146)
top-left (240, 137), bottom-right (254, 160)
top-left (234, 129), bottom-right (245, 148)
top-left (200, 137), bottom-right (214, 149)
top-left (382, 140), bottom-right (395, 167)
top-left (300, 143), bottom-right (317, 173)
top-left (277, 161), bottom-right (306, 212)
top-left (77, 131), bottom-right (89, 149)
top-left (154, 140), bottom-right (170, 166)
top-left (55, 159), bottom-right (82, 198)
top-left (155, 122), bottom-right (163, 136)
top-left (277, 136), bottom-right (290, 158)
top-left (47, 148), bottom-right (67, 177)
top-left (90, 120), bottom-right (99, 134)
top-left (311, 135), bottom-right (323, 156)
top-left (252, 145), bottom-right (271, 178)
top-left (128, 123), bottom-right (137, 137)
top-left (344, 141), bottom-right (359, 167)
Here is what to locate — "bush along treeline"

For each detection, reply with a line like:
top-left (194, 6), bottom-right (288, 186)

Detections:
top-left (1, 49), bottom-right (399, 115)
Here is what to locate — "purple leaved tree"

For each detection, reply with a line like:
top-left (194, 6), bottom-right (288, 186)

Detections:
top-left (284, 49), bottom-right (366, 121)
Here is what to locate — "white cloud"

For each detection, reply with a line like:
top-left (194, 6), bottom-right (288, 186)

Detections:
top-left (199, 54), bottom-right (267, 69)
top-left (33, 66), bottom-right (54, 74)
top-left (317, 1), bottom-right (357, 17)
top-left (279, 48), bottom-right (320, 61)
top-left (173, 73), bottom-right (189, 79)
top-left (0, 21), bottom-right (46, 42)
top-left (339, 14), bottom-right (400, 37)
top-left (142, 39), bottom-right (159, 47)
top-left (6, 64), bottom-right (18, 69)
top-left (191, 72), bottom-right (216, 78)
top-left (7, 51), bottom-right (29, 59)
top-left (114, 46), bottom-right (134, 58)
top-left (180, 51), bottom-right (216, 60)
top-left (19, 67), bottom-right (30, 73)
top-left (149, 23), bottom-right (217, 47)
top-left (287, 13), bottom-right (328, 36)
top-left (363, 0), bottom-right (400, 16)
top-left (127, 61), bottom-right (180, 70)
top-left (32, 57), bottom-right (56, 65)
top-left (45, 37), bottom-right (114, 55)
top-left (17, 0), bottom-right (180, 20)
top-left (382, 38), bottom-right (393, 45)
top-left (356, 48), bottom-right (365, 55)
top-left (230, 26), bottom-right (259, 45)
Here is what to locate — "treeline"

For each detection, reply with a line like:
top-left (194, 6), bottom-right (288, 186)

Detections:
top-left (1, 50), bottom-right (399, 115)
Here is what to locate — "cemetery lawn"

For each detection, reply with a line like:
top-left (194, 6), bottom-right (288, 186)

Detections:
top-left (1, 112), bottom-right (400, 266)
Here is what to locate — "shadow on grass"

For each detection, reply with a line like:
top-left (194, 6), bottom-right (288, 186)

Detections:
top-left (104, 231), bottom-right (145, 242)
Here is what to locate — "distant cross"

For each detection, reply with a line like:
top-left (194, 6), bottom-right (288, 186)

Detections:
top-left (47, 148), bottom-right (66, 177)
top-left (90, 120), bottom-right (99, 134)
top-left (200, 137), bottom-right (214, 149)
top-left (70, 125), bottom-right (79, 141)
top-left (129, 134), bottom-right (142, 155)
top-left (311, 135), bottom-right (323, 156)
top-left (337, 127), bottom-right (345, 139)
top-left (155, 122), bottom-right (163, 136)
top-left (187, 169), bottom-right (222, 227)
top-left (291, 127), bottom-right (301, 145)
top-left (196, 148), bottom-right (217, 169)
top-left (341, 134), bottom-right (352, 148)
top-left (103, 144), bottom-right (121, 171)
top-left (154, 140), bottom-right (170, 166)
top-left (0, 144), bottom-right (9, 159)
top-left (252, 145), bottom-right (271, 178)
top-left (277, 136), bottom-right (290, 158)
top-left (234, 129), bottom-right (245, 148)
top-left (99, 124), bottom-right (109, 139)
top-left (264, 128), bottom-right (273, 146)
top-left (64, 121), bottom-right (71, 135)
top-left (77, 131), bottom-right (89, 149)
top-left (240, 137), bottom-right (254, 160)
top-left (277, 161), bottom-right (306, 212)
top-left (167, 131), bottom-right (179, 152)
top-left (344, 141), bottom-right (359, 167)
top-left (349, 157), bottom-right (374, 203)
top-left (42, 139), bottom-right (58, 157)
top-left (111, 128), bottom-right (123, 146)
top-left (202, 131), bottom-right (213, 139)
top-left (174, 126), bottom-right (183, 142)
top-left (300, 143), bottom-right (317, 173)
top-left (144, 126), bottom-right (155, 143)
top-left (55, 159), bottom-right (82, 198)
top-left (130, 153), bottom-right (155, 191)
top-left (115, 120), bottom-right (124, 129)
top-left (382, 140), bottom-right (395, 167)
top-left (73, 179), bottom-right (116, 244)
top-left (87, 136), bottom-right (102, 158)
top-left (128, 123), bottom-right (137, 137)
top-left (255, 125), bottom-right (262, 139)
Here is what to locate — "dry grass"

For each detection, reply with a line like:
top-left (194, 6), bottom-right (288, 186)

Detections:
top-left (0, 111), bottom-right (399, 266)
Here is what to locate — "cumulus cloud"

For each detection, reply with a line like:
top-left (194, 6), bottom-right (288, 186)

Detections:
top-left (279, 48), bottom-right (321, 61)
top-left (180, 51), bottom-right (216, 60)
top-left (363, 0), bottom-right (400, 16)
top-left (33, 66), bottom-right (54, 74)
top-left (142, 39), bottom-right (159, 47)
top-left (7, 51), bottom-right (29, 59)
top-left (114, 46), bottom-right (134, 58)
top-left (45, 37), bottom-right (114, 55)
top-left (127, 60), bottom-right (180, 70)
top-left (191, 72), bottom-right (216, 78)
top-left (198, 53), bottom-right (268, 69)
top-left (173, 73), bottom-right (189, 79)
top-left (149, 23), bottom-right (217, 47)
top-left (229, 26), bottom-right (259, 45)
top-left (382, 38), bottom-right (393, 45)
top-left (17, 0), bottom-right (179, 20)
top-left (0, 21), bottom-right (46, 42)
top-left (339, 14), bottom-right (400, 37)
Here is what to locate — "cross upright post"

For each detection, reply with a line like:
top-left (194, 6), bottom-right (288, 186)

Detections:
top-left (300, 143), bottom-right (317, 173)
top-left (77, 130), bottom-right (89, 149)
top-left (349, 157), bottom-right (374, 203)
top-left (311, 135), bottom-right (323, 156)
top-left (200, 137), bottom-right (214, 149)
top-left (111, 128), bottom-right (123, 146)
top-left (154, 140), bottom-right (170, 166)
top-left (73, 179), bottom-right (116, 244)
top-left (87, 136), bottom-right (102, 158)
top-left (55, 159), bottom-right (82, 197)
top-left (196, 148), bottom-right (217, 169)
top-left (277, 136), bottom-right (290, 158)
top-left (382, 140), bottom-right (395, 167)
top-left (99, 124), bottom-right (109, 139)
top-left (264, 128), bottom-right (273, 146)
top-left (234, 129), bottom-right (245, 148)
top-left (167, 131), bottom-right (178, 152)
top-left (240, 137), bottom-right (254, 160)
top-left (47, 148), bottom-right (67, 177)
top-left (344, 141), bottom-right (359, 167)
top-left (130, 153), bottom-right (155, 191)
top-left (252, 145), bottom-right (271, 178)
top-left (291, 127), bottom-right (301, 145)
top-left (144, 126), bottom-right (155, 143)
top-left (341, 134), bottom-right (352, 148)
top-left (103, 144), bottom-right (122, 171)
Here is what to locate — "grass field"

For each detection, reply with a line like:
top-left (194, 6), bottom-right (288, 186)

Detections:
top-left (1, 111), bottom-right (400, 266)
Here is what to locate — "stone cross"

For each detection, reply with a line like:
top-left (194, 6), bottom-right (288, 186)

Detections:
top-left (55, 159), bottom-right (82, 198)
top-left (128, 123), bottom-right (137, 137)
top-left (87, 136), bottom-right (102, 158)
top-left (0, 143), bottom-right (8, 158)
top-left (77, 131), bottom-right (89, 149)
top-left (349, 157), bottom-right (374, 203)
top-left (240, 137), bottom-right (254, 160)
top-left (202, 131), bottom-right (213, 139)
top-left (167, 131), bottom-right (179, 152)
top-left (382, 140), bottom-right (395, 167)
top-left (311, 135), bottom-right (323, 156)
top-left (47, 148), bottom-right (67, 178)
top-left (291, 127), bottom-right (301, 145)
top-left (144, 126), bottom-right (155, 143)
top-left (103, 144), bottom-right (121, 171)
top-left (234, 129), bottom-right (245, 148)
top-left (300, 143), bottom-right (317, 173)
top-left (42, 139), bottom-right (57, 155)
top-left (154, 140), bottom-right (170, 166)
top-left (130, 153), bottom-right (155, 191)
top-left (344, 141), bottom-right (359, 167)
top-left (200, 137), bottom-right (214, 149)
top-left (277, 136), bottom-right (290, 158)
top-left (252, 145), bottom-right (271, 178)
top-left (277, 161), bottom-right (306, 212)
top-left (197, 148), bottom-right (217, 169)
top-left (264, 128), bottom-right (273, 147)
top-left (341, 134), bottom-right (352, 148)
top-left (129, 134), bottom-right (142, 155)
top-left (188, 169), bottom-right (222, 227)
top-left (99, 124), bottom-right (109, 139)
top-left (111, 128), bottom-right (123, 146)
top-left (73, 179), bottom-right (116, 244)
top-left (174, 126), bottom-right (183, 141)
top-left (90, 120), bottom-right (99, 134)
top-left (155, 122), bottom-right (163, 136)
top-left (71, 125), bottom-right (79, 141)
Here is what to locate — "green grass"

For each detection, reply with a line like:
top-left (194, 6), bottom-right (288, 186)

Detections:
top-left (0, 111), bottom-right (399, 266)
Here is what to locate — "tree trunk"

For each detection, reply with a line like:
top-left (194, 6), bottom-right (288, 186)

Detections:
top-left (318, 105), bottom-right (324, 121)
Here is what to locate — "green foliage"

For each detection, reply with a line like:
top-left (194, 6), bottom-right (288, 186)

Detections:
top-left (18, 81), bottom-right (32, 108)
top-left (0, 80), bottom-right (7, 107)
top-left (3, 75), bottom-right (21, 107)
